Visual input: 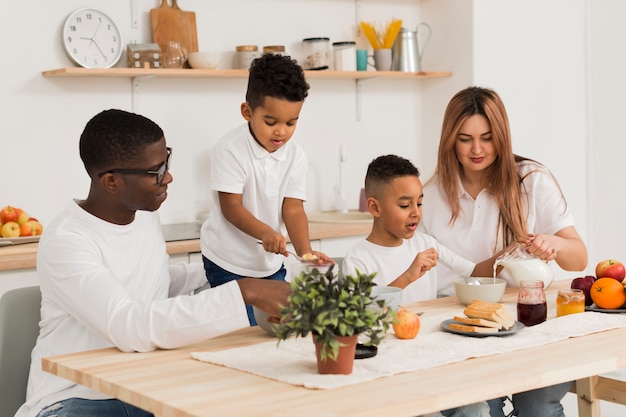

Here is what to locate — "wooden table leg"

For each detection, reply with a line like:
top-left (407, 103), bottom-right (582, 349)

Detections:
top-left (576, 376), bottom-right (601, 417)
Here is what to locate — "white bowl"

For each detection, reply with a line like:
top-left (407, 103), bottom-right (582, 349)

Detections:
top-left (252, 306), bottom-right (278, 336)
top-left (453, 277), bottom-right (507, 305)
top-left (187, 51), bottom-right (219, 69)
top-left (370, 286), bottom-right (402, 312)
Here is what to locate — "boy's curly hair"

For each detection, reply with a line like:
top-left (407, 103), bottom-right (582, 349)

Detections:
top-left (246, 53), bottom-right (310, 110)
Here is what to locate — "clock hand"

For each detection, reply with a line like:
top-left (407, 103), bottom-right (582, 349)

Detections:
top-left (91, 39), bottom-right (107, 59)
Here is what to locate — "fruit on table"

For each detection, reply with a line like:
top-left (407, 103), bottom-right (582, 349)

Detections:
top-left (0, 205), bottom-right (19, 224)
top-left (0, 205), bottom-right (43, 237)
top-left (595, 259), bottom-right (626, 283)
top-left (19, 220), bottom-right (43, 237)
top-left (1, 221), bottom-right (20, 238)
top-left (392, 309), bottom-right (421, 339)
top-left (570, 275), bottom-right (597, 306)
top-left (590, 277), bottom-right (626, 309)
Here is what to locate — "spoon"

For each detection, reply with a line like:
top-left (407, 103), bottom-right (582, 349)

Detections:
top-left (464, 277), bottom-right (483, 286)
top-left (256, 241), bottom-right (318, 262)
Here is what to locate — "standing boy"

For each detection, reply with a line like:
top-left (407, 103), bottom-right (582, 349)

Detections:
top-left (201, 53), bottom-right (331, 325)
top-left (342, 154), bottom-right (494, 417)
top-left (16, 109), bottom-right (290, 417)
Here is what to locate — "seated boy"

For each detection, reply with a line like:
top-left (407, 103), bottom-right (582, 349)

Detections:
top-left (342, 154), bottom-right (493, 417)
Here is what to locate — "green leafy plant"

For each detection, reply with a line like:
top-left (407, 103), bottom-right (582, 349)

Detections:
top-left (275, 264), bottom-right (395, 362)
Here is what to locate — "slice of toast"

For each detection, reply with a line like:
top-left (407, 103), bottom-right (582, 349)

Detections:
top-left (448, 322), bottom-right (500, 334)
top-left (452, 315), bottom-right (502, 329)
top-left (463, 300), bottom-right (515, 329)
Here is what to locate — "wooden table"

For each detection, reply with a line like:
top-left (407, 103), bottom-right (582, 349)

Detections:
top-left (42, 280), bottom-right (626, 417)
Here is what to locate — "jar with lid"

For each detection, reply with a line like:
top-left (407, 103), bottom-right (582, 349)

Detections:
top-left (302, 37), bottom-right (330, 70)
top-left (332, 41), bottom-right (356, 71)
top-left (235, 45), bottom-right (260, 70)
top-left (517, 280), bottom-right (547, 327)
top-left (263, 45), bottom-right (286, 55)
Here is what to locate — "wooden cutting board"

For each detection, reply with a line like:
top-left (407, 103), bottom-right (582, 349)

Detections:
top-left (150, 0), bottom-right (198, 55)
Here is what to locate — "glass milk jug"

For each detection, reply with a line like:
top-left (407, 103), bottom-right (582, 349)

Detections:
top-left (495, 243), bottom-right (554, 288)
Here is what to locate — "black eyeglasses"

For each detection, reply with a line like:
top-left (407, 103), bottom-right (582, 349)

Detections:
top-left (98, 147), bottom-right (172, 185)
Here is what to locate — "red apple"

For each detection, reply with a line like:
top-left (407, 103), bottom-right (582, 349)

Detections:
top-left (595, 259), bottom-right (626, 282)
top-left (1, 221), bottom-right (21, 238)
top-left (392, 309), bottom-right (421, 339)
top-left (19, 220), bottom-right (43, 237)
top-left (571, 275), bottom-right (597, 306)
top-left (16, 208), bottom-right (29, 225)
top-left (0, 206), bottom-right (19, 224)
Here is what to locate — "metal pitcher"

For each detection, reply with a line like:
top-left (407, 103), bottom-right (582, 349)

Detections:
top-left (392, 23), bottom-right (432, 72)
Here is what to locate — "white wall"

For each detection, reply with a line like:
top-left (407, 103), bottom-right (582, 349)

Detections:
top-left (1, 0), bottom-right (617, 273)
top-left (1, 0), bottom-right (435, 227)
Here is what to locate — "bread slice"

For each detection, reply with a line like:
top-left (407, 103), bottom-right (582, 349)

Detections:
top-left (463, 300), bottom-right (515, 329)
top-left (448, 322), bottom-right (500, 334)
top-left (452, 315), bottom-right (502, 329)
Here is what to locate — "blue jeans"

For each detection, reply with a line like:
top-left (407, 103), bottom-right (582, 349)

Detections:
top-left (37, 398), bottom-right (152, 417)
top-left (487, 381), bottom-right (572, 417)
top-left (202, 255), bottom-right (286, 326)
top-left (441, 401), bottom-right (490, 417)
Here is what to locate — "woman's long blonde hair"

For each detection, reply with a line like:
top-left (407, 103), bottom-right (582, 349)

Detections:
top-left (432, 86), bottom-right (529, 248)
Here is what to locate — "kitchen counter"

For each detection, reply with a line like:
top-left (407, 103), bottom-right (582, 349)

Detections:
top-left (0, 221), bottom-right (371, 272)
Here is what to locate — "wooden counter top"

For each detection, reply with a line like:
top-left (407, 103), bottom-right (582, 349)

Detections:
top-left (0, 221), bottom-right (371, 272)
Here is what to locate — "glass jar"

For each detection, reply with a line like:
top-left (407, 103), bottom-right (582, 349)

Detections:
top-left (263, 45), bottom-right (286, 54)
top-left (556, 288), bottom-right (585, 317)
top-left (164, 41), bottom-right (187, 69)
top-left (302, 37), bottom-right (330, 70)
top-left (517, 280), bottom-right (547, 326)
top-left (235, 45), bottom-right (260, 70)
top-left (332, 41), bottom-right (356, 71)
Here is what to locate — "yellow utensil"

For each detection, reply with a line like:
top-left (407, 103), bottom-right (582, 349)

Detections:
top-left (360, 21), bottom-right (382, 50)
top-left (382, 19), bottom-right (403, 49)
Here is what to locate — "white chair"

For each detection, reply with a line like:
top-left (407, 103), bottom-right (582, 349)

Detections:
top-left (0, 286), bottom-right (41, 417)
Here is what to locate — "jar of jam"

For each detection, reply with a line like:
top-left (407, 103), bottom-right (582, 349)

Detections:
top-left (517, 280), bottom-right (547, 326)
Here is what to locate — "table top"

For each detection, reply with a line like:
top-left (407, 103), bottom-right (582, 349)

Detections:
top-left (42, 280), bottom-right (626, 417)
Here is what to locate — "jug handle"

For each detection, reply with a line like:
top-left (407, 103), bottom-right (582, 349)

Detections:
top-left (416, 22), bottom-right (432, 60)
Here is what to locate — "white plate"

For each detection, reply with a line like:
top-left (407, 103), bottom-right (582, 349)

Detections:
top-left (585, 304), bottom-right (626, 314)
top-left (0, 236), bottom-right (40, 246)
top-left (440, 319), bottom-right (524, 338)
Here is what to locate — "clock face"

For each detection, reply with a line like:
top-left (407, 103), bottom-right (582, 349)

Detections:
top-left (62, 8), bottom-right (123, 69)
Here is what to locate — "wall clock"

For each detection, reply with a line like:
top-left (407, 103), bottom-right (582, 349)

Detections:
top-left (62, 8), bottom-right (123, 69)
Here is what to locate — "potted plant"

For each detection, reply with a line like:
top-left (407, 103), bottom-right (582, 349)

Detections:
top-left (275, 263), bottom-right (395, 375)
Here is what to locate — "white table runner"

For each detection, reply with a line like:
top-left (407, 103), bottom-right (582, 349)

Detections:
top-left (192, 306), bottom-right (626, 390)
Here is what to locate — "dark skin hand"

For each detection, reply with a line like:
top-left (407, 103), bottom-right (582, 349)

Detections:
top-left (237, 278), bottom-right (291, 323)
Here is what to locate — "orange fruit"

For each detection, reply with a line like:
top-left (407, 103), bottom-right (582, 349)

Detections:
top-left (590, 277), bottom-right (626, 309)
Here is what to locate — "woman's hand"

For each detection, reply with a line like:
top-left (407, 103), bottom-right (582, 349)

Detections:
top-left (521, 234), bottom-right (558, 262)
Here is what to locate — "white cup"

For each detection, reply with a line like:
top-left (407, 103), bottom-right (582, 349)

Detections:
top-left (371, 48), bottom-right (392, 71)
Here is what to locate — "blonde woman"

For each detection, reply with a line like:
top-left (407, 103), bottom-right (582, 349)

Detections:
top-left (419, 86), bottom-right (587, 417)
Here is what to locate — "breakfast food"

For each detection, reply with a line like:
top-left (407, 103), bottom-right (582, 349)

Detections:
top-left (450, 299), bottom-right (516, 333)
top-left (448, 323), bottom-right (500, 334)
top-left (464, 299), bottom-right (516, 329)
top-left (301, 253), bottom-right (318, 262)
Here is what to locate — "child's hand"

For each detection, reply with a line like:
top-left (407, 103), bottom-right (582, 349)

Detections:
top-left (410, 247), bottom-right (439, 279)
top-left (308, 251), bottom-right (333, 265)
top-left (258, 231), bottom-right (288, 254)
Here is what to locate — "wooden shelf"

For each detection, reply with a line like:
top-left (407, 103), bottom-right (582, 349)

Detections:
top-left (42, 67), bottom-right (452, 80)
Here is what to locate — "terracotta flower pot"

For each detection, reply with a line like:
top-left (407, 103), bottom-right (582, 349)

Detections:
top-left (313, 334), bottom-right (358, 375)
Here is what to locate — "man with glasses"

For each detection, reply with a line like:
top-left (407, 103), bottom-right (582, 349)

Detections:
top-left (16, 109), bottom-right (291, 417)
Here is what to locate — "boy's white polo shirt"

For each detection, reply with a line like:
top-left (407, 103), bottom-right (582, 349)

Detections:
top-left (201, 124), bottom-right (307, 277)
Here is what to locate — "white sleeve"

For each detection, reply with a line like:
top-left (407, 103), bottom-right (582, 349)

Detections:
top-left (430, 236), bottom-right (476, 277)
top-left (168, 262), bottom-right (208, 296)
